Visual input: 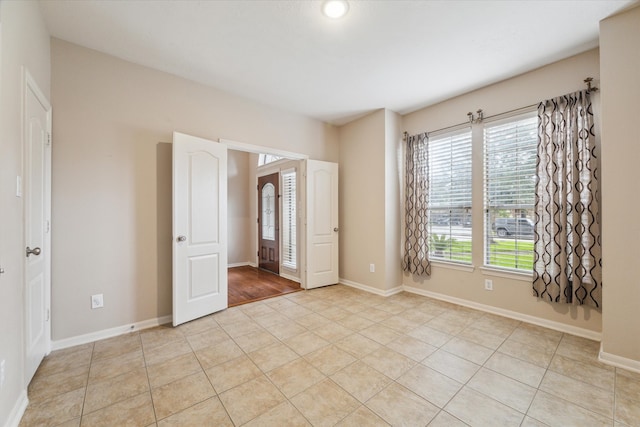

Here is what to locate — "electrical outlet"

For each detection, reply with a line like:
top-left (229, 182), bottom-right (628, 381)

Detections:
top-left (91, 294), bottom-right (104, 309)
top-left (369, 263), bottom-right (375, 273)
top-left (484, 279), bottom-right (493, 291)
top-left (1, 360), bottom-right (5, 389)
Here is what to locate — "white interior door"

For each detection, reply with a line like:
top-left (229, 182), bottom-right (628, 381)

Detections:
top-left (173, 132), bottom-right (228, 326)
top-left (24, 71), bottom-right (52, 383)
top-left (305, 160), bottom-right (339, 289)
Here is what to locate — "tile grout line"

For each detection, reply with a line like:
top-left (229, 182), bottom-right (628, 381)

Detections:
top-left (183, 318), bottom-right (238, 426)
top-left (78, 341), bottom-right (96, 425)
top-left (140, 331), bottom-right (162, 425)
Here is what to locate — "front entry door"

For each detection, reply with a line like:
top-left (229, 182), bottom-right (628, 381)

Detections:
top-left (258, 173), bottom-right (279, 274)
top-left (172, 132), bottom-right (228, 326)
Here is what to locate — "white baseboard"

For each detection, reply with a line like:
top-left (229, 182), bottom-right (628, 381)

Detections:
top-left (340, 278), bottom-right (403, 297)
top-left (228, 262), bottom-right (251, 268)
top-left (51, 315), bottom-right (172, 351)
top-left (4, 390), bottom-right (28, 427)
top-left (403, 285), bottom-right (602, 342)
top-left (599, 346), bottom-right (640, 374)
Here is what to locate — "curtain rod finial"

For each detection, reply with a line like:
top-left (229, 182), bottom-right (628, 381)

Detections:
top-left (584, 77), bottom-right (599, 93)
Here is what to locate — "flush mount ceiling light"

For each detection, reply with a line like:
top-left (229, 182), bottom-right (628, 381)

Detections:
top-left (322, 0), bottom-right (349, 19)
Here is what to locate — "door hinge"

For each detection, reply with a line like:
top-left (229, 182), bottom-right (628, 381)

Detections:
top-left (257, 218), bottom-right (259, 223)
top-left (45, 309), bottom-right (50, 322)
top-left (46, 133), bottom-right (51, 146)
top-left (45, 220), bottom-right (50, 233)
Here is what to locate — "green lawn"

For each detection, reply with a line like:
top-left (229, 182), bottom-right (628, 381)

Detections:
top-left (430, 239), bottom-right (534, 271)
top-left (487, 239), bottom-right (534, 271)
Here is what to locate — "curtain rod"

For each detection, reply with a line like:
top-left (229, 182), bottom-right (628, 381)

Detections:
top-left (403, 77), bottom-right (598, 142)
top-left (402, 77), bottom-right (598, 142)
top-left (402, 119), bottom-right (471, 142)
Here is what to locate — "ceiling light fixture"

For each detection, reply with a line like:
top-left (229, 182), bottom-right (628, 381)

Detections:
top-left (322, 0), bottom-right (349, 19)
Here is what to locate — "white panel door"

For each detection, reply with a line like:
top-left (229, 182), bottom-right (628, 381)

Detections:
top-left (305, 160), bottom-right (339, 289)
top-left (173, 132), bottom-right (228, 326)
top-left (24, 72), bottom-right (52, 383)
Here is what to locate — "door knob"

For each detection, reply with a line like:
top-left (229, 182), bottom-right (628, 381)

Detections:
top-left (26, 247), bottom-right (41, 257)
top-left (176, 236), bottom-right (186, 242)
top-left (333, 227), bottom-right (339, 232)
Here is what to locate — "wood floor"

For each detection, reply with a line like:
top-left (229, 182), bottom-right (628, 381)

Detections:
top-left (228, 265), bottom-right (302, 307)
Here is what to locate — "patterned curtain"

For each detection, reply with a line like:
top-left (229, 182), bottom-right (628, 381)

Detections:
top-left (402, 133), bottom-right (431, 276)
top-left (533, 90), bottom-right (602, 308)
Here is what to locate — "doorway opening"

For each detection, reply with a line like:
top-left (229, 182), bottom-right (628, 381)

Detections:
top-left (228, 266), bottom-right (301, 307)
top-left (226, 142), bottom-right (306, 306)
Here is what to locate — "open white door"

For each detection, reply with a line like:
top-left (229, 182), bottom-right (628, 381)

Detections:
top-left (24, 71), bottom-right (52, 383)
top-left (173, 132), bottom-right (228, 326)
top-left (305, 160), bottom-right (339, 289)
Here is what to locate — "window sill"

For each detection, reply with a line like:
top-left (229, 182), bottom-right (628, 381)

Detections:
top-left (431, 260), bottom-right (475, 273)
top-left (480, 266), bottom-right (532, 282)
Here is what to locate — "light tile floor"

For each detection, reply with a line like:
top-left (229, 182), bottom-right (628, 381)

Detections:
top-left (20, 285), bottom-right (640, 426)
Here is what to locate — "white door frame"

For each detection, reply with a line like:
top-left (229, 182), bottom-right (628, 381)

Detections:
top-left (23, 69), bottom-right (52, 383)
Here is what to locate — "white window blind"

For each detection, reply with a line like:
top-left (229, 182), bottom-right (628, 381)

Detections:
top-left (483, 113), bottom-right (537, 271)
top-left (427, 128), bottom-right (473, 263)
top-left (282, 170), bottom-right (297, 269)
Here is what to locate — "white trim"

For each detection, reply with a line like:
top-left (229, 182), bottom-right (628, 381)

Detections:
top-left (340, 278), bottom-right (403, 297)
top-left (599, 346), bottom-right (640, 374)
top-left (480, 266), bottom-right (533, 282)
top-left (4, 390), bottom-right (28, 427)
top-left (402, 285), bottom-right (601, 341)
top-left (228, 262), bottom-right (251, 268)
top-left (220, 138), bottom-right (308, 160)
top-left (51, 315), bottom-right (172, 351)
top-left (431, 260), bottom-right (475, 273)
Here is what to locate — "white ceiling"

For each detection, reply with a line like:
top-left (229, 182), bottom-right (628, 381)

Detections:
top-left (39, 0), bottom-right (635, 125)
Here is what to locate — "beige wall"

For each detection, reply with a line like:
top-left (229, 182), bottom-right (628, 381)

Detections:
top-left (0, 1), bottom-right (50, 424)
top-left (227, 150), bottom-right (252, 265)
top-left (338, 109), bottom-right (403, 292)
top-left (402, 49), bottom-right (603, 334)
top-left (338, 110), bottom-right (387, 290)
top-left (50, 39), bottom-right (338, 341)
top-left (384, 110), bottom-right (403, 290)
top-left (600, 6), bottom-right (640, 363)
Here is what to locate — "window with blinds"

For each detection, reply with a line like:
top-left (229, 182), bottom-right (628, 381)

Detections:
top-left (483, 112), bottom-right (537, 272)
top-left (427, 128), bottom-right (473, 263)
top-left (281, 170), bottom-right (297, 270)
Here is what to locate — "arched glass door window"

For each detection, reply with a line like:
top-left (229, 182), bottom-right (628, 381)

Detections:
top-left (261, 183), bottom-right (276, 240)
